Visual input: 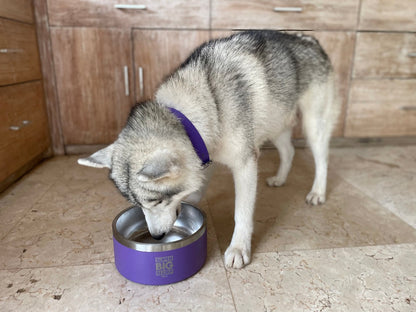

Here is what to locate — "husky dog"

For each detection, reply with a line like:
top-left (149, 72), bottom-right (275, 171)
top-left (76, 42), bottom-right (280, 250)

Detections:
top-left (78, 30), bottom-right (339, 269)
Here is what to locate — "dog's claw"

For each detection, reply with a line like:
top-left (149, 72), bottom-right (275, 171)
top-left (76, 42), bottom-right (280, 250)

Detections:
top-left (305, 191), bottom-right (326, 205)
top-left (224, 246), bottom-right (251, 269)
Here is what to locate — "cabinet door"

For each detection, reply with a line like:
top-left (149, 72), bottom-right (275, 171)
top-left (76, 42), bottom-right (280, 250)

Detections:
top-left (0, 81), bottom-right (50, 183)
top-left (51, 27), bottom-right (134, 145)
top-left (133, 30), bottom-right (210, 103)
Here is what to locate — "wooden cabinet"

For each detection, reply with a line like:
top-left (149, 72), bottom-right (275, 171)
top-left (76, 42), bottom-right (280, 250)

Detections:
top-left (0, 0), bottom-right (50, 191)
top-left (134, 30), bottom-right (210, 102)
top-left (50, 27), bottom-right (134, 145)
top-left (37, 0), bottom-right (416, 150)
top-left (346, 32), bottom-right (416, 137)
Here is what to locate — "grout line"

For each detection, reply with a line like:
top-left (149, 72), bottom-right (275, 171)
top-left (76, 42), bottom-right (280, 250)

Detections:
top-left (332, 171), bottom-right (416, 230)
top-left (0, 259), bottom-right (115, 272)
top-left (250, 241), bottom-right (416, 257)
top-left (204, 196), bottom-right (239, 312)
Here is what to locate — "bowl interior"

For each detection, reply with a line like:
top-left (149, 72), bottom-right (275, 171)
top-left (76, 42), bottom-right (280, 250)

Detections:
top-left (115, 203), bottom-right (204, 245)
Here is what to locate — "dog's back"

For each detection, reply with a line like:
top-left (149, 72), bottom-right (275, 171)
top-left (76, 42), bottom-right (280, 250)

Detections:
top-left (156, 30), bottom-right (337, 155)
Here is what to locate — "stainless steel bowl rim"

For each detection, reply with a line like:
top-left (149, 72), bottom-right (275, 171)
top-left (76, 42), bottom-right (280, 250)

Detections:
top-left (112, 203), bottom-right (207, 252)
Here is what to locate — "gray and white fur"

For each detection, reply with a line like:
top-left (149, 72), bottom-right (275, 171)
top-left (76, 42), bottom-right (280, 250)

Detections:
top-left (79, 30), bottom-right (340, 269)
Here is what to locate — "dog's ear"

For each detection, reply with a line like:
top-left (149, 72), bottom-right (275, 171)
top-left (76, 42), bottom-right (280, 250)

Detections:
top-left (138, 151), bottom-right (180, 182)
top-left (77, 144), bottom-right (114, 169)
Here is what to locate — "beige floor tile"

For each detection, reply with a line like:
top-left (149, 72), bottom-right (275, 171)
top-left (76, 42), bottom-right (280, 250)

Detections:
top-left (0, 177), bottom-right (129, 269)
top-left (23, 156), bottom-right (110, 182)
top-left (207, 150), bottom-right (416, 254)
top-left (0, 178), bottom-right (52, 240)
top-left (328, 146), bottom-right (416, 228)
top-left (0, 259), bottom-right (235, 312)
top-left (226, 243), bottom-right (416, 312)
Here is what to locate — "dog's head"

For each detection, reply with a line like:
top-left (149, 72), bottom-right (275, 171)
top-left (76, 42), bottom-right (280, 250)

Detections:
top-left (78, 105), bottom-right (204, 239)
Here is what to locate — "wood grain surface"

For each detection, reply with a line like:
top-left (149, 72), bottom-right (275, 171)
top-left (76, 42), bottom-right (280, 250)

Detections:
top-left (211, 0), bottom-right (360, 30)
top-left (346, 80), bottom-right (416, 137)
top-left (51, 27), bottom-right (134, 145)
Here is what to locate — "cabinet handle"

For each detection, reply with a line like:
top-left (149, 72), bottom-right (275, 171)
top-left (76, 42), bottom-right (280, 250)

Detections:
top-left (408, 52), bottom-right (416, 58)
top-left (138, 66), bottom-right (144, 98)
top-left (0, 48), bottom-right (23, 53)
top-left (9, 120), bottom-right (31, 131)
top-left (124, 66), bottom-right (129, 96)
top-left (114, 4), bottom-right (147, 10)
top-left (273, 7), bottom-right (303, 13)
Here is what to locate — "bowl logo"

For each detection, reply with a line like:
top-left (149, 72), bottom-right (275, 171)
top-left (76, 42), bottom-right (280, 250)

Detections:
top-left (155, 256), bottom-right (174, 277)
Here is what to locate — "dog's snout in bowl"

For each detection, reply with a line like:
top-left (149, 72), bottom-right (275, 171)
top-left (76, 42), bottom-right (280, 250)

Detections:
top-left (112, 203), bottom-right (207, 285)
top-left (151, 232), bottom-right (166, 240)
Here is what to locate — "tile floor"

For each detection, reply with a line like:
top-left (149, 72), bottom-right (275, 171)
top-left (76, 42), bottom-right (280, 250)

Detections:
top-left (0, 146), bottom-right (415, 311)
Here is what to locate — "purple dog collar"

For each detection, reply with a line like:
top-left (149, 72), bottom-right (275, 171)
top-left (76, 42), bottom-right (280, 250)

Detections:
top-left (168, 107), bottom-right (211, 167)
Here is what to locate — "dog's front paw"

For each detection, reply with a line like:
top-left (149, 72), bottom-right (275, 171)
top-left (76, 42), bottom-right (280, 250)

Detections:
top-left (305, 191), bottom-right (326, 205)
top-left (224, 245), bottom-right (251, 269)
top-left (266, 176), bottom-right (286, 187)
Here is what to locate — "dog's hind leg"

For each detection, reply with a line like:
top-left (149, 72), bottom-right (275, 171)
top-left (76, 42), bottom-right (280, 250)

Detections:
top-left (266, 129), bottom-right (295, 187)
top-left (300, 75), bottom-right (338, 205)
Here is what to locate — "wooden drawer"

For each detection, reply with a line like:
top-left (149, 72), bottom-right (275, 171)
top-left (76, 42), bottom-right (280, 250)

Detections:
top-left (354, 33), bottom-right (416, 79)
top-left (0, 18), bottom-right (42, 86)
top-left (211, 0), bottom-right (360, 30)
top-left (0, 81), bottom-right (50, 182)
top-left (345, 80), bottom-right (416, 137)
top-left (47, 0), bottom-right (209, 28)
top-left (0, 0), bottom-right (33, 23)
top-left (359, 0), bottom-right (416, 31)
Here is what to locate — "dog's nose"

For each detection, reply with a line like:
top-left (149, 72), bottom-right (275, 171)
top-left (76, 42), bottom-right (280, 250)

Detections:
top-left (151, 232), bottom-right (166, 240)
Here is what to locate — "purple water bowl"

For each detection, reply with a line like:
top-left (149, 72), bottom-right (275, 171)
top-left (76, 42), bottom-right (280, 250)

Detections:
top-left (112, 203), bottom-right (207, 285)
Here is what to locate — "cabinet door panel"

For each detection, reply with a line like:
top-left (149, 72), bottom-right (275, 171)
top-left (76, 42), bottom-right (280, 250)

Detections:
top-left (51, 28), bottom-right (134, 145)
top-left (0, 81), bottom-right (50, 182)
top-left (133, 30), bottom-right (210, 103)
top-left (345, 80), bottom-right (416, 137)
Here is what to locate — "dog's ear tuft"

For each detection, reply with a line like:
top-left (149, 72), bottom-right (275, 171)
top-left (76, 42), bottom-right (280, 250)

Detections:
top-left (77, 144), bottom-right (114, 169)
top-left (138, 151), bottom-right (180, 182)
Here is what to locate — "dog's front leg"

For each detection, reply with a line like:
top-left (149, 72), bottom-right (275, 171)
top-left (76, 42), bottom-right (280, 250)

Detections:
top-left (225, 158), bottom-right (257, 269)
